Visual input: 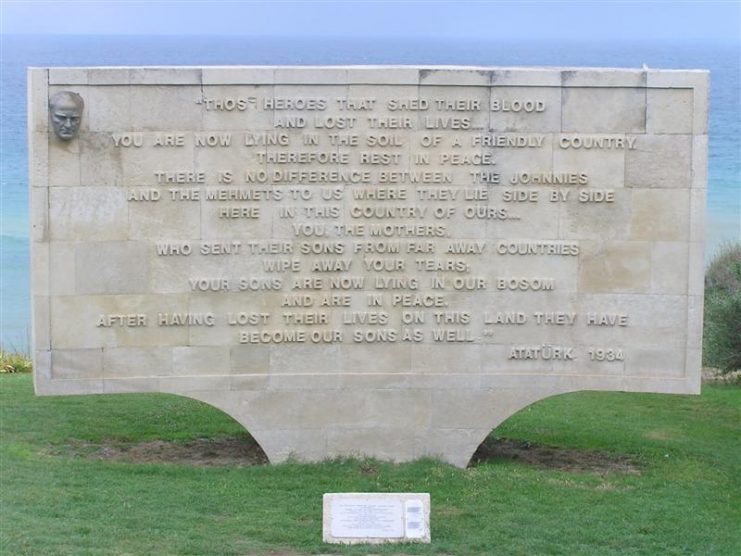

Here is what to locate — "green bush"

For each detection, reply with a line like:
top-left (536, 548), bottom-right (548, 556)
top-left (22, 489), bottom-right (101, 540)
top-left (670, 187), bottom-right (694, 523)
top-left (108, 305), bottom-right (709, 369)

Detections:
top-left (705, 242), bottom-right (741, 292)
top-left (703, 242), bottom-right (741, 372)
top-left (0, 349), bottom-right (32, 373)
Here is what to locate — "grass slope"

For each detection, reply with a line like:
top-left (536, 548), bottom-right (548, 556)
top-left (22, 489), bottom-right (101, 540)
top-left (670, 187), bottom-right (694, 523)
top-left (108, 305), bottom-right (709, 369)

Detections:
top-left (1, 374), bottom-right (739, 555)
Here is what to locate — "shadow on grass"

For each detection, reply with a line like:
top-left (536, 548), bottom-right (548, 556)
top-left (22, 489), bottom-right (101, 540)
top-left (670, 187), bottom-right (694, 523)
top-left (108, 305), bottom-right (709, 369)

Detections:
top-left (470, 437), bottom-right (642, 474)
top-left (45, 435), bottom-right (269, 467)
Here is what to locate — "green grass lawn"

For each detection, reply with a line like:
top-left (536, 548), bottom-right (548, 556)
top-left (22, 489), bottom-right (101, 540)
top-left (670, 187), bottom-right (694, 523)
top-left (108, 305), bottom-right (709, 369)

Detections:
top-left (1, 374), bottom-right (739, 555)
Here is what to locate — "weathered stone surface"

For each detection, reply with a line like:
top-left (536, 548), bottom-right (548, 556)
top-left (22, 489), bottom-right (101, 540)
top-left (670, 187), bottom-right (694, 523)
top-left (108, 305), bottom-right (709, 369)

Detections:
top-left (30, 66), bottom-right (707, 467)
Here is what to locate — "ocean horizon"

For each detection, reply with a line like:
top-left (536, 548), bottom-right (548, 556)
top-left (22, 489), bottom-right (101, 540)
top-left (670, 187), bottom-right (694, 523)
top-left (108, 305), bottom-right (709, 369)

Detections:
top-left (1, 34), bottom-right (739, 347)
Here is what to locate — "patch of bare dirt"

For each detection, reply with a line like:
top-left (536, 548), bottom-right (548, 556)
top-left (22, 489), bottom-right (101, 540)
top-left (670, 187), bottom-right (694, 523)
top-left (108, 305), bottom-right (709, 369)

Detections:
top-left (54, 437), bottom-right (269, 467)
top-left (470, 438), bottom-right (641, 474)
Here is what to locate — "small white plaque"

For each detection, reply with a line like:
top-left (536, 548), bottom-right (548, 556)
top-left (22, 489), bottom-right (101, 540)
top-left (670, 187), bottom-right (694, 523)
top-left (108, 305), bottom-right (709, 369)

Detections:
top-left (330, 498), bottom-right (403, 538)
top-left (323, 493), bottom-right (431, 544)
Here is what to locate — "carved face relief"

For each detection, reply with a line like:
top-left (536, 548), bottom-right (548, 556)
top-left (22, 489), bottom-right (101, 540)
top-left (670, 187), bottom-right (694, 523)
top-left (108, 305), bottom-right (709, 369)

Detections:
top-left (49, 91), bottom-right (84, 140)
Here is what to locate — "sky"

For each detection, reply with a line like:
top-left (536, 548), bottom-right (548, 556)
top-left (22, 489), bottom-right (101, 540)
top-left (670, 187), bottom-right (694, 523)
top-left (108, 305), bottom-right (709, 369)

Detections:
top-left (1, 0), bottom-right (739, 41)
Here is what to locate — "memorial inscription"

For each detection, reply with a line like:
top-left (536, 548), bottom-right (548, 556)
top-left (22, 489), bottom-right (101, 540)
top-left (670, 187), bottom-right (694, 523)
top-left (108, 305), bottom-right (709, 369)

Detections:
top-left (30, 66), bottom-right (707, 467)
top-left (323, 493), bottom-right (430, 544)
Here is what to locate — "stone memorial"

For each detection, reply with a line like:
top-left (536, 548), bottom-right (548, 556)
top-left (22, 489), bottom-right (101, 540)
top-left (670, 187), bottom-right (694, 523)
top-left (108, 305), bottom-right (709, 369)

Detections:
top-left (323, 493), bottom-right (430, 544)
top-left (30, 66), bottom-right (707, 467)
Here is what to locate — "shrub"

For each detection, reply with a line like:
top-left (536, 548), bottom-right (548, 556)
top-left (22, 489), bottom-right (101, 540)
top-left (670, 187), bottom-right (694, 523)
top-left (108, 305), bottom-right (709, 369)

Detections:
top-left (703, 242), bottom-right (741, 373)
top-left (705, 242), bottom-right (741, 293)
top-left (0, 349), bottom-right (33, 373)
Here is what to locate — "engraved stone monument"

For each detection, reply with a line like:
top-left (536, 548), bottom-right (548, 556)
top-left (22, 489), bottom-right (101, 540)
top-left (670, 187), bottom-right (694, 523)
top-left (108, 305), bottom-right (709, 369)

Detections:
top-left (30, 66), bottom-right (707, 467)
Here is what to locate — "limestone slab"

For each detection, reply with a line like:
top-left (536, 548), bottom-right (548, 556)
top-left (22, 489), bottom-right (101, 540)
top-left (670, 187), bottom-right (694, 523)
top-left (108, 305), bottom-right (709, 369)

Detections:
top-left (31, 66), bottom-right (707, 468)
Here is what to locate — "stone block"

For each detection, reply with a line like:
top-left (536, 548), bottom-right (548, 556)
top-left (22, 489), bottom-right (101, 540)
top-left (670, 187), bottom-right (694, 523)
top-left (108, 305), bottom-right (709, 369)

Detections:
top-left (691, 135), bottom-right (708, 189)
top-left (103, 346), bottom-right (174, 378)
top-left (48, 67), bottom-right (88, 85)
top-left (130, 67), bottom-right (201, 85)
top-left (200, 85), bottom-right (275, 130)
top-left (578, 293), bottom-right (687, 349)
top-left (562, 87), bottom-right (645, 133)
top-left (410, 344), bottom-right (481, 374)
top-left (229, 374), bottom-right (270, 391)
top-left (50, 294), bottom-right (189, 349)
top-left (270, 344), bottom-right (342, 373)
top-left (625, 134), bottom-right (692, 189)
top-left (30, 187), bottom-right (49, 243)
top-left (630, 189), bottom-right (690, 241)
top-left (274, 67), bottom-right (348, 84)
top-left (129, 86), bottom-right (203, 130)
top-left (49, 242), bottom-right (76, 294)
top-left (230, 345), bottom-right (270, 374)
top-left (415, 427), bottom-right (489, 466)
top-left (491, 68), bottom-right (561, 86)
top-left (121, 139), bottom-right (198, 187)
top-left (52, 349), bottom-right (103, 379)
top-left (29, 132), bottom-right (49, 188)
top-left (160, 375), bottom-right (232, 393)
top-left (103, 377), bottom-right (160, 393)
top-left (562, 68), bottom-right (645, 88)
top-left (202, 66), bottom-right (274, 85)
top-left (173, 346), bottom-right (229, 375)
top-left (347, 66), bottom-right (420, 84)
top-left (489, 86), bottom-right (561, 132)
top-left (420, 68), bottom-right (491, 85)
top-left (625, 348), bottom-right (685, 378)
top-left (48, 139), bottom-right (81, 186)
top-left (269, 373), bottom-right (340, 391)
top-left (31, 242), bottom-right (50, 297)
top-left (579, 241), bottom-right (651, 293)
top-left (557, 188), bottom-right (632, 241)
top-left (689, 187), bottom-right (707, 244)
top-left (687, 241), bottom-right (705, 295)
top-left (650, 242), bottom-right (689, 294)
top-left (84, 86), bottom-right (132, 132)
top-left (255, 428), bottom-right (328, 463)
top-left (88, 68), bottom-right (131, 85)
top-left (79, 132), bottom-right (124, 186)
top-left (27, 69), bottom-right (49, 132)
top-left (341, 343), bottom-right (411, 372)
top-left (647, 89), bottom-right (693, 134)
top-left (34, 350), bottom-right (52, 383)
top-left (553, 135), bottom-right (626, 188)
top-left (326, 428), bottom-right (416, 461)
top-left (33, 296), bottom-right (50, 351)
top-left (44, 378), bottom-right (105, 395)
top-left (49, 187), bottom-right (128, 241)
top-left (339, 372), bottom-right (411, 390)
top-left (75, 242), bottom-right (150, 295)
top-left (128, 193), bottom-right (202, 240)
top-left (647, 70), bottom-right (708, 134)
top-left (363, 390), bottom-right (432, 428)
top-left (686, 295), bottom-right (704, 350)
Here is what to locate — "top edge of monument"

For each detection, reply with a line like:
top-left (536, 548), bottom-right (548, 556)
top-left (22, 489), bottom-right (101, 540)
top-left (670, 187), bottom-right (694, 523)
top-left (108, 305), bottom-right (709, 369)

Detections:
top-left (32, 65), bottom-right (709, 87)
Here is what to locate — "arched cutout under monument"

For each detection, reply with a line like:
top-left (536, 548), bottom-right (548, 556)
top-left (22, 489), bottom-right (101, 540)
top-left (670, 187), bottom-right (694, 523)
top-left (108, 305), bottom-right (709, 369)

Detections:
top-left (186, 385), bottom-right (583, 468)
top-left (468, 390), bottom-right (642, 471)
top-left (94, 391), bottom-right (270, 466)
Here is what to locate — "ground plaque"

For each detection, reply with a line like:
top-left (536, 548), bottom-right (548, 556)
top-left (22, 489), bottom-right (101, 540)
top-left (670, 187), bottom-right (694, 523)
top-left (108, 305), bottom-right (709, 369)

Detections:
top-left (323, 493), bottom-right (430, 544)
top-left (30, 66), bottom-right (707, 467)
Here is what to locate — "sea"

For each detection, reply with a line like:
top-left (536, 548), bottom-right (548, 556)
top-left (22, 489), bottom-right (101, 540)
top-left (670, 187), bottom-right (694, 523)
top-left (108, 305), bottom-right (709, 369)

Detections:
top-left (1, 35), bottom-right (739, 348)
